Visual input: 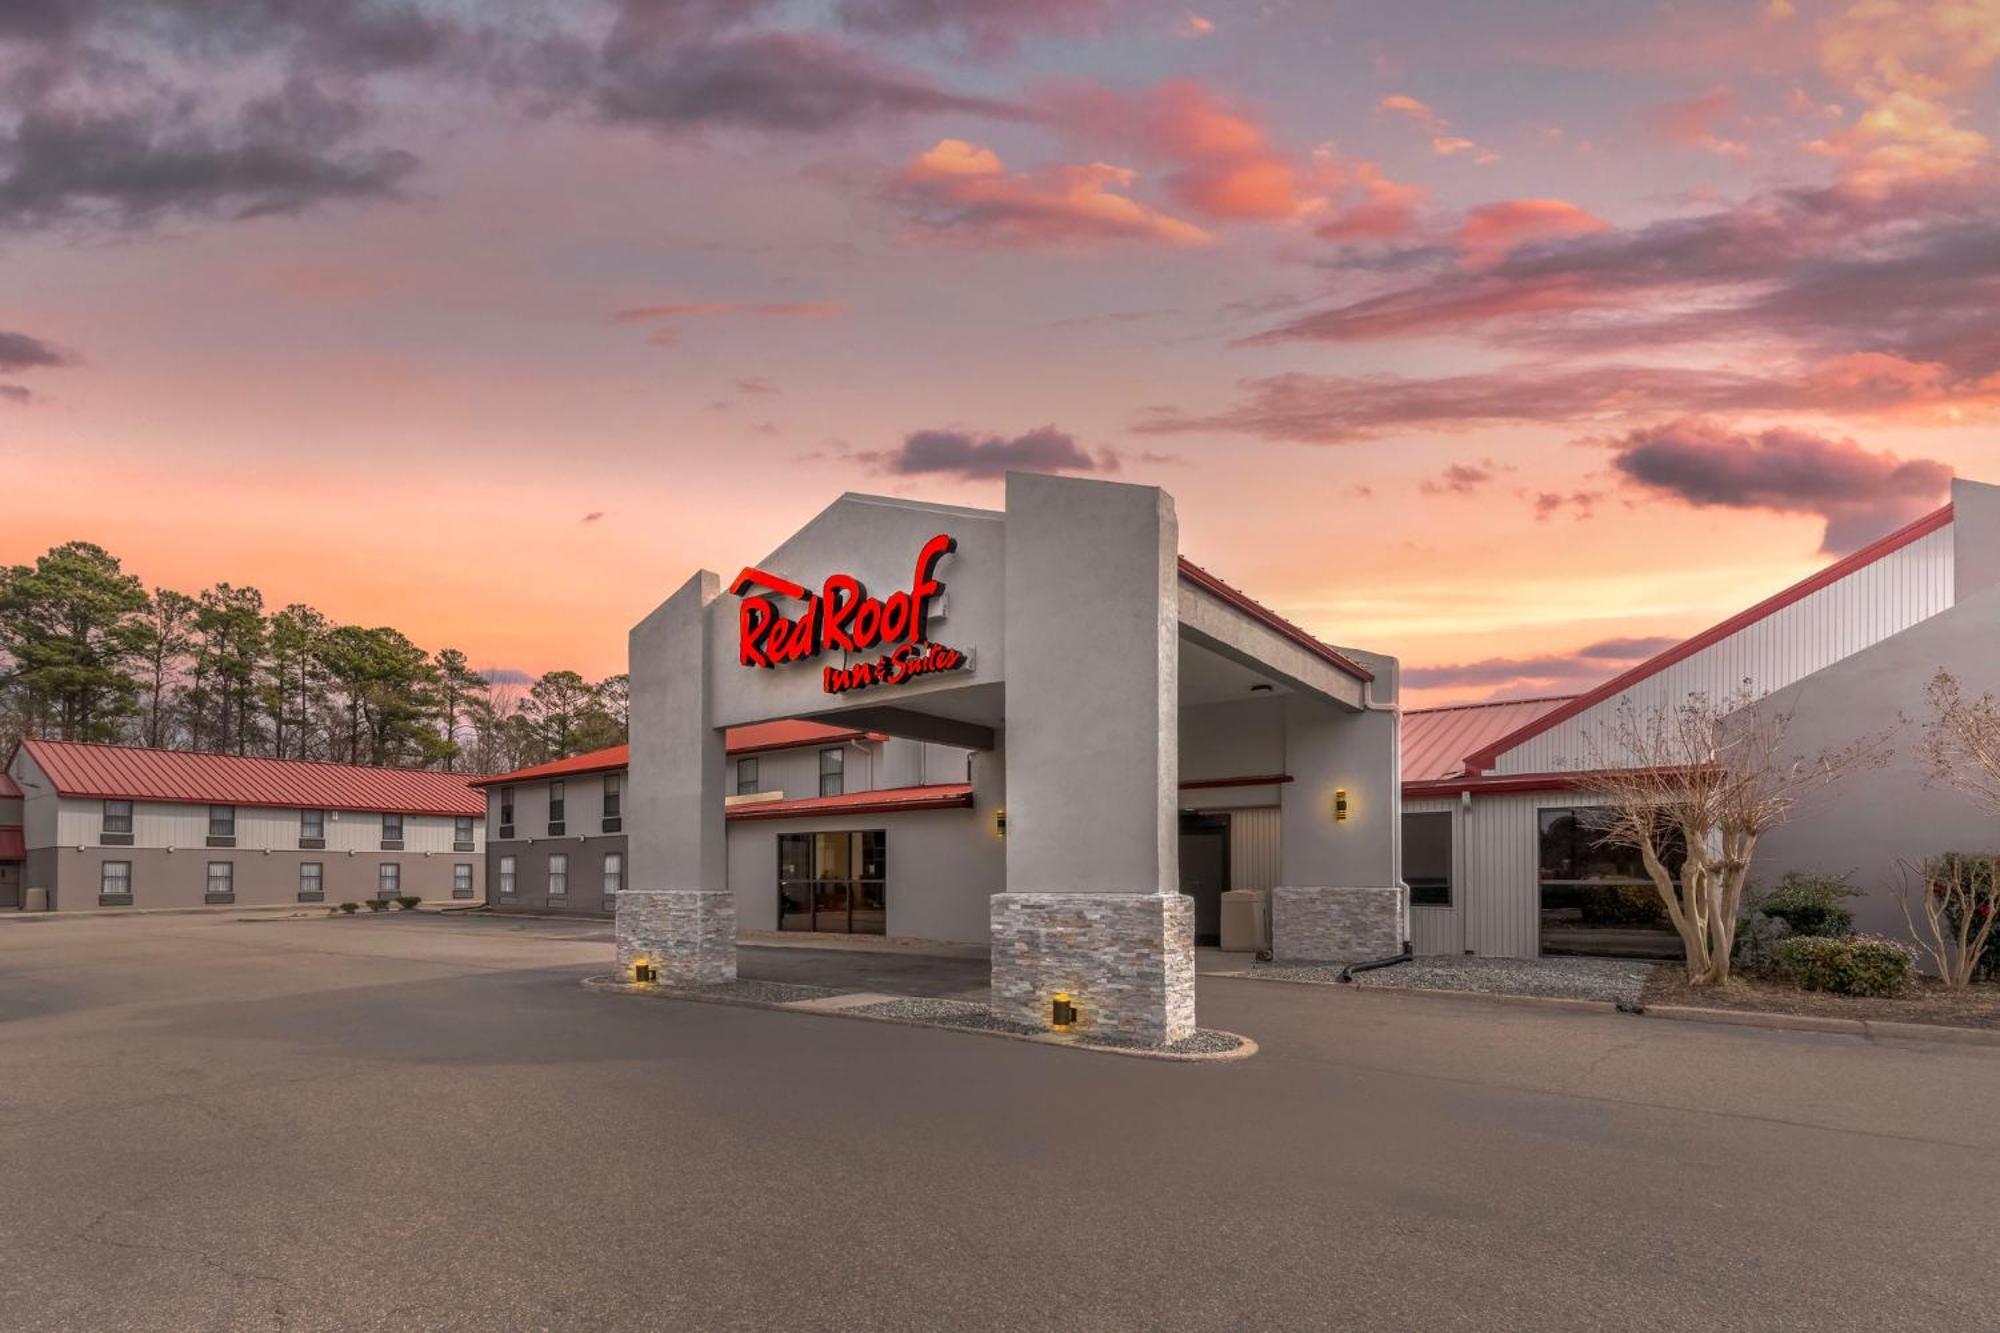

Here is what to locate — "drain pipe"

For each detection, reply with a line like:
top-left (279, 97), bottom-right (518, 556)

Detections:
top-left (1338, 939), bottom-right (1413, 983)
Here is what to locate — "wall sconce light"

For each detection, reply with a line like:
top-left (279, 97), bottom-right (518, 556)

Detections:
top-left (632, 959), bottom-right (657, 984)
top-left (1051, 992), bottom-right (1077, 1031)
top-left (1334, 788), bottom-right (1350, 823)
top-left (995, 808), bottom-right (1007, 837)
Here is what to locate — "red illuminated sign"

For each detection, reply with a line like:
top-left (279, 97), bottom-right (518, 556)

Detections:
top-left (730, 533), bottom-right (972, 695)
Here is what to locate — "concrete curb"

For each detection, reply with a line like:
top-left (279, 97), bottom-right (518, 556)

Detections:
top-left (581, 976), bottom-right (1257, 1063)
top-left (1203, 969), bottom-right (1624, 1015)
top-left (1644, 1004), bottom-right (2000, 1046)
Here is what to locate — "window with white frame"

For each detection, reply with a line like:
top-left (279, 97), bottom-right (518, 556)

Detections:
top-left (499, 855), bottom-right (516, 896)
top-left (381, 812), bottom-right (404, 848)
top-left (602, 774), bottom-right (622, 832)
top-left (100, 861), bottom-right (132, 903)
top-left (299, 862), bottom-right (324, 900)
top-left (208, 805), bottom-right (236, 845)
top-left (378, 862), bottom-right (401, 899)
top-left (819, 747), bottom-right (844, 798)
top-left (102, 800), bottom-right (134, 845)
top-left (205, 861), bottom-right (234, 901)
top-left (453, 815), bottom-right (475, 850)
top-left (736, 757), bottom-right (758, 795)
top-left (602, 852), bottom-right (623, 904)
top-left (453, 863), bottom-right (474, 898)
top-left (548, 852), bottom-right (568, 897)
top-left (548, 781), bottom-right (566, 834)
top-left (300, 808), bottom-right (326, 846)
top-left (499, 786), bottom-right (515, 833)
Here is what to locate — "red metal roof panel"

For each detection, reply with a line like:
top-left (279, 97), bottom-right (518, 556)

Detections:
top-left (21, 740), bottom-right (484, 817)
top-left (468, 745), bottom-right (629, 789)
top-left (0, 770), bottom-right (21, 799)
top-left (1177, 558), bottom-right (1375, 684)
top-left (1402, 696), bottom-right (1576, 784)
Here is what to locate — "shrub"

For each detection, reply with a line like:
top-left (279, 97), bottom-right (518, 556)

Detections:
top-left (394, 896), bottom-right (421, 911)
top-left (338, 902), bottom-right (359, 915)
top-left (1772, 935), bottom-right (1913, 997)
top-left (1576, 884), bottom-right (1668, 927)
top-left (1902, 852), bottom-right (2000, 985)
top-left (365, 898), bottom-right (390, 912)
top-left (1759, 872), bottom-right (1858, 938)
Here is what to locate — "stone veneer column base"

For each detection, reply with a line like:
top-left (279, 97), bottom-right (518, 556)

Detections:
top-left (616, 890), bottom-right (736, 985)
top-left (989, 892), bottom-right (1195, 1045)
top-left (1270, 886), bottom-right (1406, 963)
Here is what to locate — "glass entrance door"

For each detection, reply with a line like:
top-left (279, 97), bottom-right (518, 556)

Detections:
top-left (777, 830), bottom-right (887, 934)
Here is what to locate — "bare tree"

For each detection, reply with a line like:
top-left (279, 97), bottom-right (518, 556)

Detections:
top-left (1899, 854), bottom-right (2000, 987)
top-left (1917, 670), bottom-right (2000, 815)
top-left (1584, 687), bottom-right (1889, 987)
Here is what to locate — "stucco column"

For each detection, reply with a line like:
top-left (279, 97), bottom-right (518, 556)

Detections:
top-left (1272, 692), bottom-right (1407, 962)
top-left (619, 571), bottom-right (734, 984)
top-left (990, 473), bottom-right (1193, 1044)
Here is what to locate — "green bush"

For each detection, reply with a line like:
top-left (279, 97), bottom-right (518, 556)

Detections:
top-left (1758, 872), bottom-right (1857, 938)
top-left (394, 896), bottom-right (421, 911)
top-left (1576, 884), bottom-right (1667, 927)
top-left (338, 902), bottom-right (359, 915)
top-left (365, 898), bottom-right (390, 912)
top-left (1772, 935), bottom-right (1913, 997)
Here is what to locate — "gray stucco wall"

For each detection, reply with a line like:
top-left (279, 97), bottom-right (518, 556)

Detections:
top-left (1279, 693), bottom-right (1399, 889)
top-left (1749, 574), bottom-right (2000, 939)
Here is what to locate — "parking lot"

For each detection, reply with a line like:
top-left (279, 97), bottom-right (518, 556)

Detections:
top-left (4, 910), bottom-right (1999, 1331)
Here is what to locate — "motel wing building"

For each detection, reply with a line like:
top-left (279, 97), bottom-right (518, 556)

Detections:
top-left (616, 473), bottom-right (1404, 1043)
top-left (1399, 478), bottom-right (2000, 960)
top-left (3, 740), bottom-right (486, 911)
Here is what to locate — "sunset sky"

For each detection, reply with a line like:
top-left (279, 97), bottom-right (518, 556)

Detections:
top-left (3, 0), bottom-right (1997, 706)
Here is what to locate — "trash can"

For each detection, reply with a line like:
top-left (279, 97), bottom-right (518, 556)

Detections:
top-left (24, 886), bottom-right (50, 912)
top-left (1219, 889), bottom-right (1267, 953)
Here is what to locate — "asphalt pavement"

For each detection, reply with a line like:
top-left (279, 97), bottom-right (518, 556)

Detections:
top-left (3, 910), bottom-right (1998, 1332)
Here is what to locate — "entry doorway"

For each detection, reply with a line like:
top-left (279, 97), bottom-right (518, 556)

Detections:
top-left (778, 830), bottom-right (888, 935)
top-left (1179, 812), bottom-right (1230, 946)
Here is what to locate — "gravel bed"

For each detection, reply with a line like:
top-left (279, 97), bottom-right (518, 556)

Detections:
top-left (1255, 955), bottom-right (1656, 1005)
top-left (641, 979), bottom-right (848, 1005)
top-left (1087, 1029), bottom-right (1249, 1056)
top-left (851, 996), bottom-right (1042, 1033)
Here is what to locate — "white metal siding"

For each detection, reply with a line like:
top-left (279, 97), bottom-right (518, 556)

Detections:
top-left (1494, 525), bottom-right (1956, 774)
top-left (51, 798), bottom-right (477, 854)
top-left (1227, 807), bottom-right (1281, 891)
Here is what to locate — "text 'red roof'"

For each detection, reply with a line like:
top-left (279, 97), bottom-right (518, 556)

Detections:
top-left (19, 740), bottom-right (484, 817)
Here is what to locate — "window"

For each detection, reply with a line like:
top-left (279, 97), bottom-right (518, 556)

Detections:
top-left (101, 800), bottom-right (134, 845)
top-left (377, 862), bottom-right (401, 900)
top-left (299, 862), bottom-right (324, 901)
top-left (499, 786), bottom-right (515, 836)
top-left (381, 812), bottom-right (404, 849)
top-left (100, 861), bottom-right (133, 905)
top-left (602, 852), bottom-right (622, 909)
top-left (499, 855), bottom-right (517, 896)
top-left (299, 809), bottom-right (326, 848)
top-left (548, 781), bottom-right (566, 835)
top-left (1402, 811), bottom-right (1453, 907)
top-left (207, 805), bottom-right (236, 847)
top-left (602, 774), bottom-right (622, 833)
top-left (205, 861), bottom-right (234, 903)
top-left (736, 757), bottom-right (759, 795)
top-left (819, 747), bottom-right (845, 798)
top-left (453, 863), bottom-right (475, 899)
top-left (777, 829), bottom-right (886, 934)
top-left (453, 815), bottom-right (475, 851)
top-left (1537, 806), bottom-right (1687, 958)
top-left (548, 852), bottom-right (568, 897)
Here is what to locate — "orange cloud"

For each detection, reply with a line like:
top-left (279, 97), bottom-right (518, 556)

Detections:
top-left (1050, 80), bottom-right (1330, 223)
top-left (1807, 0), bottom-right (1997, 192)
top-left (890, 138), bottom-right (1214, 250)
top-left (1455, 198), bottom-right (1611, 268)
top-left (1378, 94), bottom-right (1445, 133)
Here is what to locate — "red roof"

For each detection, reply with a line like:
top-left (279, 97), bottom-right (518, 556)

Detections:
top-left (0, 771), bottom-right (20, 798)
top-left (18, 740), bottom-right (484, 817)
top-left (725, 782), bottom-right (974, 821)
top-left (1177, 558), bottom-right (1374, 684)
top-left (1460, 502), bottom-right (1955, 775)
top-left (0, 826), bottom-right (22, 860)
top-left (725, 720), bottom-right (884, 756)
top-left (1402, 696), bottom-right (1575, 784)
top-left (468, 745), bottom-right (629, 789)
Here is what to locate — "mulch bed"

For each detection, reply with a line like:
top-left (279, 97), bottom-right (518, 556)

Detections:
top-left (1641, 970), bottom-right (2000, 1029)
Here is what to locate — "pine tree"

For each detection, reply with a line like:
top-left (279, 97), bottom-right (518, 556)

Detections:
top-left (0, 542), bottom-right (150, 742)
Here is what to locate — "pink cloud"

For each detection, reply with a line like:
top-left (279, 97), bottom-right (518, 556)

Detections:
top-left (1649, 86), bottom-right (1750, 157)
top-left (887, 138), bottom-right (1213, 250)
top-left (1455, 198), bottom-right (1611, 268)
top-left (1313, 160), bottom-right (1426, 241)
